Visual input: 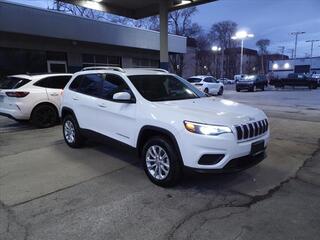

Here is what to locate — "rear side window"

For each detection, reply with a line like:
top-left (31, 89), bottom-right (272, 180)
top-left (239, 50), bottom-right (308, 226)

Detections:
top-left (0, 77), bottom-right (30, 89)
top-left (34, 76), bottom-right (72, 89)
top-left (204, 77), bottom-right (213, 83)
top-left (187, 78), bottom-right (202, 83)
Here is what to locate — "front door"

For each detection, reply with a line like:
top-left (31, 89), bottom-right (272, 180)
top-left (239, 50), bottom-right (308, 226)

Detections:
top-left (96, 73), bottom-right (137, 146)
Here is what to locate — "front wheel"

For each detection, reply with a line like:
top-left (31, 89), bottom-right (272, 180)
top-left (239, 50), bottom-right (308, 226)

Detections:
top-left (62, 115), bottom-right (85, 148)
top-left (218, 87), bottom-right (224, 95)
top-left (142, 137), bottom-right (182, 187)
top-left (204, 88), bottom-right (209, 94)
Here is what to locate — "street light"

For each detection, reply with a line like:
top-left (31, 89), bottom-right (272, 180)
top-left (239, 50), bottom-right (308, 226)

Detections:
top-left (231, 31), bottom-right (254, 75)
top-left (212, 46), bottom-right (221, 77)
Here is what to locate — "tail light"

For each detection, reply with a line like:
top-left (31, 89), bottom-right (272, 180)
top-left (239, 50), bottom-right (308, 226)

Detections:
top-left (5, 91), bottom-right (30, 98)
top-left (195, 83), bottom-right (203, 86)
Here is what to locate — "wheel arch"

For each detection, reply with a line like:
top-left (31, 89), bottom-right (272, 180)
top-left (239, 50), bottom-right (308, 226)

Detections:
top-left (137, 125), bottom-right (183, 164)
top-left (31, 102), bottom-right (59, 118)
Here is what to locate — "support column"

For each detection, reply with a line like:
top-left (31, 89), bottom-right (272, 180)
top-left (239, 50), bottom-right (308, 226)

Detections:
top-left (159, 0), bottom-right (169, 70)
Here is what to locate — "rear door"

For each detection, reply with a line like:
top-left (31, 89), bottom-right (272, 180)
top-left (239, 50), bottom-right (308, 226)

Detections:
top-left (71, 74), bottom-right (102, 132)
top-left (34, 75), bottom-right (72, 108)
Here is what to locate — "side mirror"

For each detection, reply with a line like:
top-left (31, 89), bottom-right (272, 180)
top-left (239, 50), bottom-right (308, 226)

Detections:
top-left (112, 92), bottom-right (135, 103)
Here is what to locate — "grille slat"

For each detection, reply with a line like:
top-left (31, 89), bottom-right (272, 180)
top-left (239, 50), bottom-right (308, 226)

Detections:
top-left (235, 119), bottom-right (268, 141)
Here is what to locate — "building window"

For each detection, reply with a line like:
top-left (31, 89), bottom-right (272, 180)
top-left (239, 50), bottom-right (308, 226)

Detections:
top-left (82, 54), bottom-right (122, 67)
top-left (132, 58), bottom-right (159, 68)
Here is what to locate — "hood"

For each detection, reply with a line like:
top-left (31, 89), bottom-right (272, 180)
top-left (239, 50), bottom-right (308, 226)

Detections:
top-left (154, 97), bottom-right (266, 126)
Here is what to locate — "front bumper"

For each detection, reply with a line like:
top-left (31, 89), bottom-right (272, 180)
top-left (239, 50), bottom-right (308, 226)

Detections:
top-left (236, 83), bottom-right (253, 89)
top-left (184, 150), bottom-right (266, 173)
top-left (178, 129), bottom-right (270, 170)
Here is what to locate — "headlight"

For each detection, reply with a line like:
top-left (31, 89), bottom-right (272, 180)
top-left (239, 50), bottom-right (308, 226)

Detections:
top-left (184, 121), bottom-right (232, 136)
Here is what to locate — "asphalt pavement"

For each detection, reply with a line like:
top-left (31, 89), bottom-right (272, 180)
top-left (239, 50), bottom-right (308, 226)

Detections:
top-left (1, 87), bottom-right (320, 240)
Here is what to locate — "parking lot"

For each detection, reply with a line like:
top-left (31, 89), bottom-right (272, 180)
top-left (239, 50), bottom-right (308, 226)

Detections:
top-left (1, 87), bottom-right (320, 240)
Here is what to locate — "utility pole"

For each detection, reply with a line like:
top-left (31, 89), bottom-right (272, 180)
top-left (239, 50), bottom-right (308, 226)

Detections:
top-left (291, 31), bottom-right (305, 59)
top-left (306, 40), bottom-right (320, 58)
top-left (278, 46), bottom-right (285, 60)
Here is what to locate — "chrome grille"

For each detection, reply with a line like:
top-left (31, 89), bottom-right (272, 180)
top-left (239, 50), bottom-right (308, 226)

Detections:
top-left (235, 119), bottom-right (268, 141)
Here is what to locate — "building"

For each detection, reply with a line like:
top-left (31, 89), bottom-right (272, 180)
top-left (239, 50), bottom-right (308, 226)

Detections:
top-left (224, 47), bottom-right (259, 78)
top-left (0, 1), bottom-right (186, 76)
top-left (269, 57), bottom-right (320, 79)
top-left (262, 53), bottom-right (289, 75)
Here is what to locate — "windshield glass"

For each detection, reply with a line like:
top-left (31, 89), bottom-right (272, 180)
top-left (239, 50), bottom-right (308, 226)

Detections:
top-left (187, 77), bottom-right (202, 83)
top-left (0, 77), bottom-right (30, 89)
top-left (128, 74), bottom-right (206, 102)
top-left (240, 75), bottom-right (256, 81)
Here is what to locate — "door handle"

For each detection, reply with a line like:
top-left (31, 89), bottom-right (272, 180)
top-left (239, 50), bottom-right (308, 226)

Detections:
top-left (50, 93), bottom-right (59, 96)
top-left (72, 97), bottom-right (79, 101)
top-left (98, 104), bottom-right (107, 108)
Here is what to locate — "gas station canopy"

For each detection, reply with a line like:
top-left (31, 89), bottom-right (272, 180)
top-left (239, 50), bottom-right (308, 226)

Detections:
top-left (60, 0), bottom-right (215, 19)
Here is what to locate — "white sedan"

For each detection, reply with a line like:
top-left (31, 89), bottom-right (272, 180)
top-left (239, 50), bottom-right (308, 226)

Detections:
top-left (0, 73), bottom-right (72, 127)
top-left (187, 75), bottom-right (224, 95)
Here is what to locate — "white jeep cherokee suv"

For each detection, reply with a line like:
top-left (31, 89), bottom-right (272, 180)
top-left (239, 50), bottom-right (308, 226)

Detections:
top-left (60, 67), bottom-right (269, 187)
top-left (0, 73), bottom-right (72, 127)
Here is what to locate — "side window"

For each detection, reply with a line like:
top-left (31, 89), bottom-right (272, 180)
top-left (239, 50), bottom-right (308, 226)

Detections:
top-left (34, 76), bottom-right (72, 89)
top-left (78, 74), bottom-right (102, 97)
top-left (204, 77), bottom-right (213, 83)
top-left (69, 76), bottom-right (82, 91)
top-left (34, 78), bottom-right (51, 88)
top-left (101, 74), bottom-right (132, 101)
top-left (50, 76), bottom-right (72, 89)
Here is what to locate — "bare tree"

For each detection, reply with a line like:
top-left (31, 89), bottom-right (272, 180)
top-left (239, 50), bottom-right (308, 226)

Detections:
top-left (49, 0), bottom-right (109, 20)
top-left (209, 21), bottom-right (238, 77)
top-left (168, 7), bottom-right (201, 75)
top-left (256, 39), bottom-right (270, 74)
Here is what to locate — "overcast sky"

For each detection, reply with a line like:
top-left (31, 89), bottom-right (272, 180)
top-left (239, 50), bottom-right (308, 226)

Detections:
top-left (8, 0), bottom-right (320, 58)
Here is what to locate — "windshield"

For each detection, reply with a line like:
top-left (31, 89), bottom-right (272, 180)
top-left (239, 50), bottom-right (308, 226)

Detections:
top-left (240, 75), bottom-right (256, 81)
top-left (0, 77), bottom-right (30, 89)
top-left (187, 77), bottom-right (202, 83)
top-left (128, 74), bottom-right (206, 102)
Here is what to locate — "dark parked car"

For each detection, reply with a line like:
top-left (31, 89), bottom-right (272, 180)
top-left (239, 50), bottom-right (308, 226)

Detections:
top-left (236, 75), bottom-right (268, 92)
top-left (269, 73), bottom-right (318, 89)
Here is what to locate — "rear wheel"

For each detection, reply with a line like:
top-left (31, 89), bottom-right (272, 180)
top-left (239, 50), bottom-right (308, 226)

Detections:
top-left (62, 115), bottom-right (85, 148)
top-left (142, 136), bottom-right (182, 187)
top-left (30, 104), bottom-right (58, 128)
top-left (236, 87), bottom-right (240, 92)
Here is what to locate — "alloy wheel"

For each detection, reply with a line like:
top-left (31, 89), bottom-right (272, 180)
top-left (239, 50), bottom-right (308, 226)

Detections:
top-left (64, 120), bottom-right (76, 144)
top-left (146, 145), bottom-right (170, 180)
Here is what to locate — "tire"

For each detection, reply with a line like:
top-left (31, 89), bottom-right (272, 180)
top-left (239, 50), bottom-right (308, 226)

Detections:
top-left (218, 87), bottom-right (224, 95)
top-left (142, 136), bottom-right (182, 187)
top-left (236, 87), bottom-right (240, 92)
top-left (261, 85), bottom-right (265, 91)
top-left (62, 115), bottom-right (85, 148)
top-left (30, 104), bottom-right (58, 128)
top-left (204, 88), bottom-right (209, 94)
